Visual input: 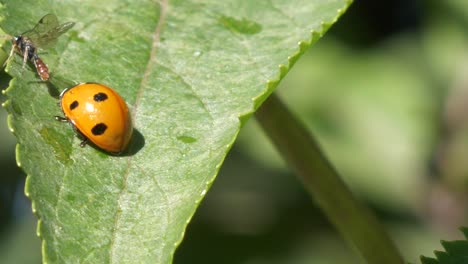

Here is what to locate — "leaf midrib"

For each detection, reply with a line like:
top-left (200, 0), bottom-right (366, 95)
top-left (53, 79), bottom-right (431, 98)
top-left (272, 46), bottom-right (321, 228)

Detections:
top-left (109, 1), bottom-right (168, 262)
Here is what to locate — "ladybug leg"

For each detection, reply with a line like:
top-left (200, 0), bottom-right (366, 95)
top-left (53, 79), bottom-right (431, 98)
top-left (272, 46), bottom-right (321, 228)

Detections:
top-left (74, 130), bottom-right (88, 148)
top-left (79, 137), bottom-right (89, 148)
top-left (55, 116), bottom-right (68, 122)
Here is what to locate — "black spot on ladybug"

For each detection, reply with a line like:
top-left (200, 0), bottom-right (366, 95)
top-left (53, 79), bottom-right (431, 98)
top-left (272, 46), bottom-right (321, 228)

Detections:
top-left (91, 123), bottom-right (108, 136)
top-left (94, 92), bottom-right (108, 102)
top-left (70, 101), bottom-right (79, 110)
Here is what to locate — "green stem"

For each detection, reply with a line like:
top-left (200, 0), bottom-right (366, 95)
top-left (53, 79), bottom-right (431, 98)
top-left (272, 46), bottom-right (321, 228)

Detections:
top-left (255, 93), bottom-right (404, 264)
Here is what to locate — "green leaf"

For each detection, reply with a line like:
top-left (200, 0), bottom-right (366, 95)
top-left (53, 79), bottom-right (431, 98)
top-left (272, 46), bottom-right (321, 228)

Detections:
top-left (1, 0), bottom-right (351, 262)
top-left (419, 228), bottom-right (468, 264)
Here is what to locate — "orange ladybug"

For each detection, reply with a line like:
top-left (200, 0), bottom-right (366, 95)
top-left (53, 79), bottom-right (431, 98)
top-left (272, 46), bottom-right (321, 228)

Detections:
top-left (56, 83), bottom-right (133, 154)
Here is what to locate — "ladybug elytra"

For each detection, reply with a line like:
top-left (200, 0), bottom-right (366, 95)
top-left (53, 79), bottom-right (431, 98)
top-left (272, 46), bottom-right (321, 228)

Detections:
top-left (56, 83), bottom-right (133, 154)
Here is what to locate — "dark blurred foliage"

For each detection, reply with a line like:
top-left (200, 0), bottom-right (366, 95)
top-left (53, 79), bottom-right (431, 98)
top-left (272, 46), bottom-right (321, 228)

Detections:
top-left (332, 0), bottom-right (423, 47)
top-left (2, 0), bottom-right (468, 263)
top-left (0, 69), bottom-right (20, 195)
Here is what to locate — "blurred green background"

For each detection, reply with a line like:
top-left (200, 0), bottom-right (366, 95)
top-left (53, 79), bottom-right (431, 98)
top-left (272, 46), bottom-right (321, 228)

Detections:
top-left (2, 0), bottom-right (468, 263)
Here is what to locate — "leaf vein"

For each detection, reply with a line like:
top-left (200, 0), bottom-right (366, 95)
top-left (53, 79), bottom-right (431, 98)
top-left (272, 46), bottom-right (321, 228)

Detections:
top-left (154, 60), bottom-right (216, 123)
top-left (109, 0), bottom-right (168, 262)
top-left (266, 0), bottom-right (302, 28)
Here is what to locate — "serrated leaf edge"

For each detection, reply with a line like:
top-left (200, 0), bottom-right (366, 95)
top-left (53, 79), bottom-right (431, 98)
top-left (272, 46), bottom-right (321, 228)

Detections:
top-left (419, 227), bottom-right (468, 263)
top-left (169, 0), bottom-right (353, 262)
